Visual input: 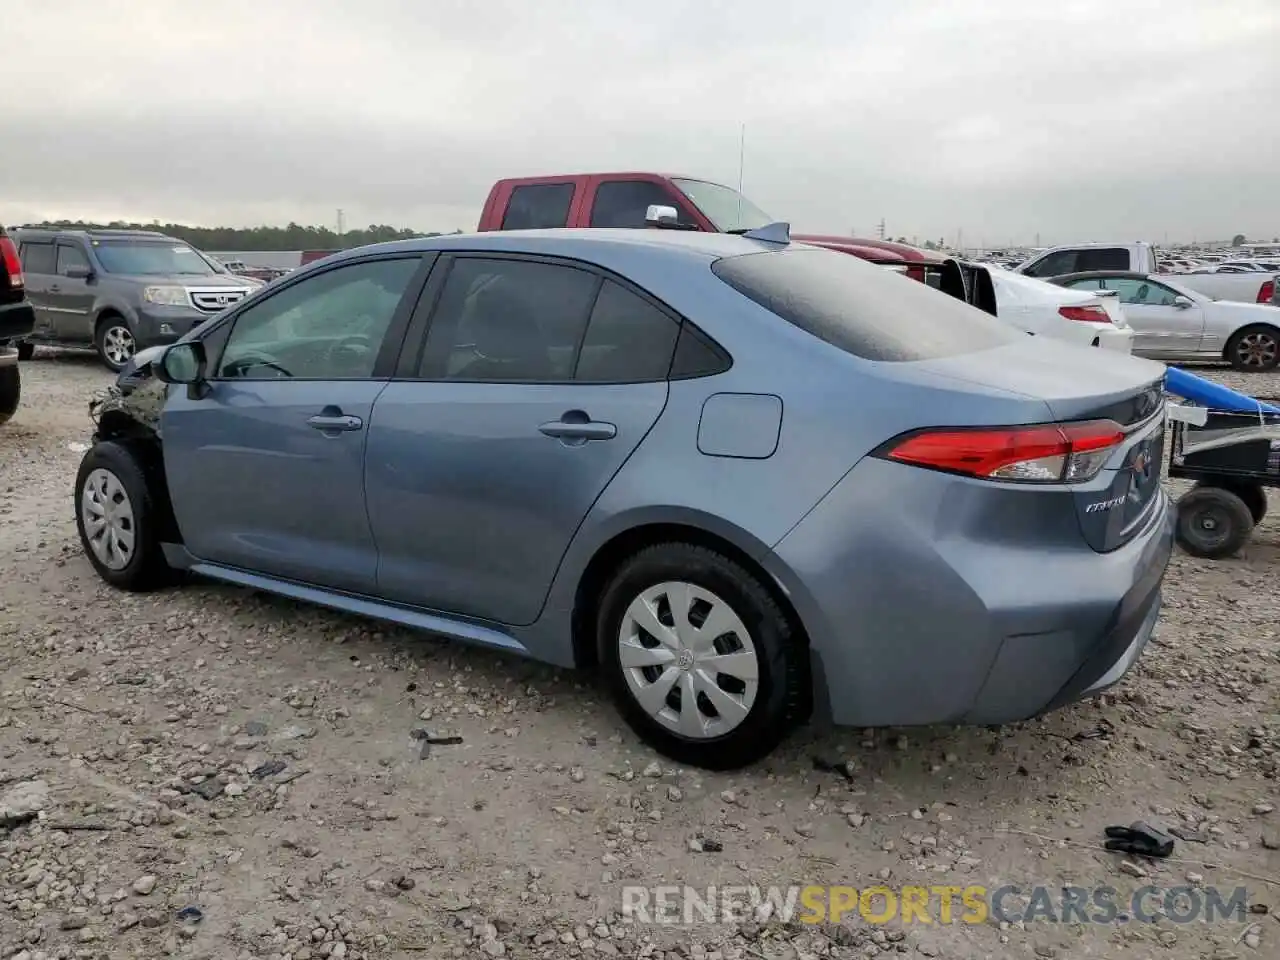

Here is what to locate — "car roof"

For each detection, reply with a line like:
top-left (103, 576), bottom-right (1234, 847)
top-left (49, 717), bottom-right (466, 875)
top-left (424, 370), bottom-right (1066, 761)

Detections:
top-left (317, 228), bottom-right (806, 267)
top-left (13, 227), bottom-right (175, 241)
top-left (1050, 270), bottom-right (1159, 283)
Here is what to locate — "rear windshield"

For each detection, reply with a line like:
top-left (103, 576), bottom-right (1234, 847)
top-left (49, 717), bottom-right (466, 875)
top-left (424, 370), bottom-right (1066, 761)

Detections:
top-left (711, 247), bottom-right (1021, 362)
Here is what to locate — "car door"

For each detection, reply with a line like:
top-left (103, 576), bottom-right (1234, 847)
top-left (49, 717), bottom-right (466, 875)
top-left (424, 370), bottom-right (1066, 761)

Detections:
top-left (17, 239), bottom-right (56, 338)
top-left (1101, 277), bottom-right (1205, 355)
top-left (161, 254), bottom-right (429, 593)
top-left (49, 241), bottom-right (96, 341)
top-left (365, 254), bottom-right (678, 626)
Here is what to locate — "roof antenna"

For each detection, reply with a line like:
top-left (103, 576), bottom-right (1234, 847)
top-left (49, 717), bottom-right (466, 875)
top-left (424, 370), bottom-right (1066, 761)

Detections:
top-left (736, 122), bottom-right (745, 229)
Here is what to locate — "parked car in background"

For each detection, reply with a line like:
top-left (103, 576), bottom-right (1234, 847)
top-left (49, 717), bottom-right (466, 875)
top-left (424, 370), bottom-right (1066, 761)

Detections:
top-left (1018, 242), bottom-right (1276, 305)
top-left (986, 267), bottom-right (1133, 352)
top-left (12, 227), bottom-right (255, 370)
top-left (75, 228), bottom-right (1173, 768)
top-left (1052, 270), bottom-right (1280, 369)
top-left (0, 224), bottom-right (36, 425)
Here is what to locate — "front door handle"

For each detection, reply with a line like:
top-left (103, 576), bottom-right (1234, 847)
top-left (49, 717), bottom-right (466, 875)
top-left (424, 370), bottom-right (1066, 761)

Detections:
top-left (307, 413), bottom-right (363, 432)
top-left (539, 411), bottom-right (616, 442)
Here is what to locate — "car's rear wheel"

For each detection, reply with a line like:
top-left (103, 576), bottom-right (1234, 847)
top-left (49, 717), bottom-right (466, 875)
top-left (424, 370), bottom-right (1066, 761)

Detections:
top-left (95, 316), bottom-right (136, 372)
top-left (75, 441), bottom-right (174, 590)
top-left (0, 360), bottom-right (19, 426)
top-left (16, 341), bottom-right (34, 361)
top-left (599, 543), bottom-right (804, 769)
top-left (1225, 325), bottom-right (1280, 371)
top-left (1176, 485), bottom-right (1253, 559)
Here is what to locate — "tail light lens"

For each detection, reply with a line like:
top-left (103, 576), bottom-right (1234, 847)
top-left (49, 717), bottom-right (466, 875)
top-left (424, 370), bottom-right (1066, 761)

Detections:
top-left (0, 237), bottom-right (22, 289)
top-left (1258, 279), bottom-right (1275, 303)
top-left (1059, 305), bottom-right (1111, 324)
top-left (882, 420), bottom-right (1125, 483)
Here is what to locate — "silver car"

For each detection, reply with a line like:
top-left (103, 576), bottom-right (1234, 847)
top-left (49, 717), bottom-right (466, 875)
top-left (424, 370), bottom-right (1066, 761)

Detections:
top-left (73, 230), bottom-right (1174, 769)
top-left (1054, 270), bottom-right (1280, 370)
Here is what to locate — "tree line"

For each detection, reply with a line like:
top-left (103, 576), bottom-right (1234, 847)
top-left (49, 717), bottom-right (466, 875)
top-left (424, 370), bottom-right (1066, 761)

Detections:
top-left (20, 220), bottom-right (462, 251)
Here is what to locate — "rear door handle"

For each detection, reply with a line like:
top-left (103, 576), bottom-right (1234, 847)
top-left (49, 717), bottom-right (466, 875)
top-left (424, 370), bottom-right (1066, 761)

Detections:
top-left (539, 412), bottom-right (616, 442)
top-left (307, 413), bottom-right (363, 432)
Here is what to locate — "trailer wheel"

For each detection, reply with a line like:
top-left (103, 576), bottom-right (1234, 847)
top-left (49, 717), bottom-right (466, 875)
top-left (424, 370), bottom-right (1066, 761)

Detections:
top-left (1216, 481), bottom-right (1268, 525)
top-left (1177, 486), bottom-right (1253, 559)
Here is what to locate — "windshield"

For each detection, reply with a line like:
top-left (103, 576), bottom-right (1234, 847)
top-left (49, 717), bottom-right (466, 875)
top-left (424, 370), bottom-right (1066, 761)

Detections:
top-left (92, 240), bottom-right (217, 276)
top-left (672, 178), bottom-right (773, 233)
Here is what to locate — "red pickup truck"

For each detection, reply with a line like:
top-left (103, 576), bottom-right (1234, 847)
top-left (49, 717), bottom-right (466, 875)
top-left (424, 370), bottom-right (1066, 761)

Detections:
top-left (476, 172), bottom-right (945, 282)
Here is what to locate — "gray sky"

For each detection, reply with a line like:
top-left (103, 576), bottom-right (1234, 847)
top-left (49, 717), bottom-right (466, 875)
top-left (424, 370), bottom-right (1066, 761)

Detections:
top-left (2, 0), bottom-right (1277, 246)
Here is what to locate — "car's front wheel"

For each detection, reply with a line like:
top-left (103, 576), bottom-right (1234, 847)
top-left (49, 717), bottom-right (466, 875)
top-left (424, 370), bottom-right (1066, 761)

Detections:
top-left (75, 441), bottom-right (174, 590)
top-left (599, 543), bottom-right (805, 769)
top-left (95, 317), bottom-right (136, 372)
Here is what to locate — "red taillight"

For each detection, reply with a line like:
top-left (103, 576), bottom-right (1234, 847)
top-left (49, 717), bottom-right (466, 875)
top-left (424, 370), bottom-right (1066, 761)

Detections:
top-left (1058, 305), bottom-right (1111, 324)
top-left (0, 238), bottom-right (21, 289)
top-left (1258, 279), bottom-right (1275, 303)
top-left (883, 420), bottom-right (1125, 483)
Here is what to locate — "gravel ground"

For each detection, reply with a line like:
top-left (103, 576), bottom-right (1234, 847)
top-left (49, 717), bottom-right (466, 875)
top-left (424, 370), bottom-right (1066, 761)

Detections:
top-left (1, 351), bottom-right (1279, 960)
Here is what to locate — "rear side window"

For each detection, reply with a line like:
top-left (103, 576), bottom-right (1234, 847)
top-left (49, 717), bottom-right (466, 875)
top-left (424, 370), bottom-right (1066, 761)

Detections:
top-left (1077, 248), bottom-right (1130, 271)
top-left (20, 241), bottom-right (55, 275)
top-left (712, 248), bottom-right (1020, 362)
top-left (576, 281), bottom-right (680, 382)
top-left (501, 183), bottom-right (575, 230)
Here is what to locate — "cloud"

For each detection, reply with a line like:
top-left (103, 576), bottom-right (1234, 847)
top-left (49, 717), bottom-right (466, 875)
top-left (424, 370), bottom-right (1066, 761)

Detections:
top-left (1, 0), bottom-right (1276, 245)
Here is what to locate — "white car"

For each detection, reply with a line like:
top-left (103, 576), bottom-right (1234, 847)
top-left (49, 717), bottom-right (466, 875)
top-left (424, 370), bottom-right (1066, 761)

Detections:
top-left (985, 267), bottom-right (1134, 353)
top-left (1054, 271), bottom-right (1280, 370)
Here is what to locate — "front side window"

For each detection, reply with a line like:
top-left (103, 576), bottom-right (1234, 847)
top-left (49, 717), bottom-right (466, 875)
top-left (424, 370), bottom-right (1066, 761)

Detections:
top-left (1021, 250), bottom-right (1077, 278)
top-left (501, 183), bottom-right (575, 230)
top-left (92, 240), bottom-right (217, 276)
top-left (1102, 277), bottom-right (1181, 306)
top-left (20, 241), bottom-right (55, 275)
top-left (56, 243), bottom-right (91, 276)
top-left (673, 178), bottom-right (773, 233)
top-left (217, 257), bottom-right (419, 380)
top-left (418, 257), bottom-right (599, 381)
top-left (590, 180), bottom-right (691, 229)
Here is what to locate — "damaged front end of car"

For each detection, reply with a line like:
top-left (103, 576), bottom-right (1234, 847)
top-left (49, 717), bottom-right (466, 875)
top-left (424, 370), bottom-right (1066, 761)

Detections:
top-left (88, 345), bottom-right (169, 442)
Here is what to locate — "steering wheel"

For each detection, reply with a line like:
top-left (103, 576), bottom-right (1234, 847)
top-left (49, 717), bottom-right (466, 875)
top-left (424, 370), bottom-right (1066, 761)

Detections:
top-left (222, 351), bottom-right (293, 379)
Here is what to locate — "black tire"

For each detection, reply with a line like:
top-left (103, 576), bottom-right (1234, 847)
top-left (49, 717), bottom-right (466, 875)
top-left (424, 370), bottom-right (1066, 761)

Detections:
top-left (74, 441), bottom-right (174, 590)
top-left (94, 315), bottom-right (136, 372)
top-left (1225, 324), bottom-right (1280, 372)
top-left (0, 362), bottom-right (18, 426)
top-left (1176, 486), bottom-right (1254, 559)
top-left (598, 542), bottom-right (805, 770)
top-left (16, 341), bottom-right (34, 361)
top-left (1214, 481), bottom-right (1268, 525)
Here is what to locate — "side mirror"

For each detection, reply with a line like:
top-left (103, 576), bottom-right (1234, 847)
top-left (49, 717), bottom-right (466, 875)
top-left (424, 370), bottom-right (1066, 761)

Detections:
top-left (153, 341), bottom-right (207, 386)
top-left (1173, 296), bottom-right (1193, 309)
top-left (64, 264), bottom-right (92, 280)
top-left (644, 204), bottom-right (681, 228)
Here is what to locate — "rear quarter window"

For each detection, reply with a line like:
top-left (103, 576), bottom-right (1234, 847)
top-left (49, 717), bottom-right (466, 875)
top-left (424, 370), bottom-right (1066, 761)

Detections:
top-left (711, 247), bottom-right (1021, 362)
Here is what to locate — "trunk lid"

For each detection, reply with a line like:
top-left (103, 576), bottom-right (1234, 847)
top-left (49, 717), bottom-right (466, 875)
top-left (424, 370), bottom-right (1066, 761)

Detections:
top-left (907, 340), bottom-right (1167, 552)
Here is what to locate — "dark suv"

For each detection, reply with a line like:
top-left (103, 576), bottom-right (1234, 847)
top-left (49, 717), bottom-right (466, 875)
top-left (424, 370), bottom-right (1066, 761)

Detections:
top-left (0, 224), bottom-right (36, 425)
top-left (12, 228), bottom-right (254, 370)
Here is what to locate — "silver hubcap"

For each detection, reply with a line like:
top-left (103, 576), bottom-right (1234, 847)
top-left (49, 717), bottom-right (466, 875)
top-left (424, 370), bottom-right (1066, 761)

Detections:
top-left (618, 581), bottom-right (760, 739)
top-left (1237, 332), bottom-right (1277, 368)
top-left (102, 325), bottom-right (135, 366)
top-left (81, 469), bottom-right (136, 570)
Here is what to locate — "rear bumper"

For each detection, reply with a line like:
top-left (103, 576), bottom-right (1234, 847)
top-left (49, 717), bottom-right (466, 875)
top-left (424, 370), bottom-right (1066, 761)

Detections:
top-left (1096, 327), bottom-right (1135, 353)
top-left (765, 457), bottom-right (1175, 729)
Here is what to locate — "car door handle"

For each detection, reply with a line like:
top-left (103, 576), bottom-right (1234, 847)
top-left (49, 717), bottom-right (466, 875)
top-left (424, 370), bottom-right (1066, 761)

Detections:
top-left (307, 413), bottom-right (363, 432)
top-left (539, 413), bottom-right (616, 442)
top-left (49, 284), bottom-right (61, 293)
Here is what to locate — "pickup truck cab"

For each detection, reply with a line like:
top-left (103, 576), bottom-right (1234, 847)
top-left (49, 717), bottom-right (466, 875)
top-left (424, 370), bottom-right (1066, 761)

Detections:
top-left (1018, 241), bottom-right (1277, 305)
top-left (477, 172), bottom-right (943, 279)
